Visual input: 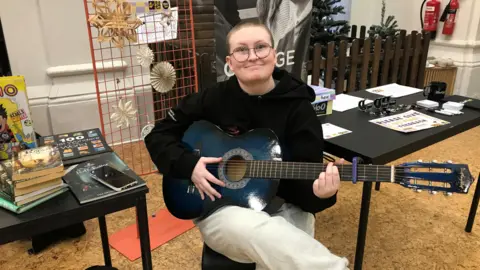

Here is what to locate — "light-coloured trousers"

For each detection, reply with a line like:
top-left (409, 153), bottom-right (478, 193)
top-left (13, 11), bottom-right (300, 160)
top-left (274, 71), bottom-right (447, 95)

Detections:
top-left (195, 202), bottom-right (350, 270)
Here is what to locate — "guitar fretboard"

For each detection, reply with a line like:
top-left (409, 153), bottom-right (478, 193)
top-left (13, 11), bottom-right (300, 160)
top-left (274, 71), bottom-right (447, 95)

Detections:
top-left (242, 161), bottom-right (399, 183)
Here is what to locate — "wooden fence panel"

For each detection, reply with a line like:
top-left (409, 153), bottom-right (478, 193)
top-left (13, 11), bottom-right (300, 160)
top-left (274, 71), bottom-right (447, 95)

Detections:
top-left (324, 42), bottom-right (335, 89)
top-left (370, 37), bottom-right (382, 88)
top-left (359, 38), bottom-right (371, 90)
top-left (307, 27), bottom-right (431, 94)
top-left (336, 41), bottom-right (348, 94)
top-left (347, 40), bottom-right (360, 92)
top-left (380, 36), bottom-right (393, 86)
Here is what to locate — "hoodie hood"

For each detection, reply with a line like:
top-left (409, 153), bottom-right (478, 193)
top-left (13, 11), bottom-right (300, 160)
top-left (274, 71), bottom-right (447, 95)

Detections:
top-left (227, 68), bottom-right (315, 102)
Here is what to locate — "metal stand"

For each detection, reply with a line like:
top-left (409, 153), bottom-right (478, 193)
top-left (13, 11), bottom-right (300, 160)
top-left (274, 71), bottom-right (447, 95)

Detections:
top-left (465, 173), bottom-right (480, 233)
top-left (375, 182), bottom-right (381, 191)
top-left (354, 182), bottom-right (373, 270)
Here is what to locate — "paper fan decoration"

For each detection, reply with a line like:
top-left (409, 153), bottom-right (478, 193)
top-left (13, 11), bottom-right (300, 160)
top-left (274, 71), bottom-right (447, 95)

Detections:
top-left (151, 62), bottom-right (176, 93)
top-left (110, 98), bottom-right (137, 128)
top-left (137, 47), bottom-right (154, 68)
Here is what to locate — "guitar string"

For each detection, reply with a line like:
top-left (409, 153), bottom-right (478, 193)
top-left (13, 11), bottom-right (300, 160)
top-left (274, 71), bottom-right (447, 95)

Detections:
top-left (204, 161), bottom-right (445, 173)
top-left (204, 163), bottom-right (410, 174)
top-left (204, 164), bottom-right (409, 180)
top-left (204, 160), bottom-right (425, 169)
top-left (205, 164), bottom-right (416, 174)
top-left (203, 162), bottom-right (447, 182)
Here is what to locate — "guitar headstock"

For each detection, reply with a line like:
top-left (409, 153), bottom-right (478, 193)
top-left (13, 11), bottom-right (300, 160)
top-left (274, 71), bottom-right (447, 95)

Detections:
top-left (397, 160), bottom-right (475, 195)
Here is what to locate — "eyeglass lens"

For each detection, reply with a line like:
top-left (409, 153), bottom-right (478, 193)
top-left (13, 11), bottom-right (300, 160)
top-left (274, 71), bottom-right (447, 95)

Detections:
top-left (232, 43), bottom-right (271, 62)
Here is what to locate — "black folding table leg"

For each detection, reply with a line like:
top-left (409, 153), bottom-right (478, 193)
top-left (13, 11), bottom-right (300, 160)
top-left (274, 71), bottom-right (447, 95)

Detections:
top-left (136, 195), bottom-right (153, 270)
top-left (465, 174), bottom-right (480, 232)
top-left (354, 182), bottom-right (373, 270)
top-left (98, 216), bottom-right (112, 267)
top-left (375, 182), bottom-right (381, 191)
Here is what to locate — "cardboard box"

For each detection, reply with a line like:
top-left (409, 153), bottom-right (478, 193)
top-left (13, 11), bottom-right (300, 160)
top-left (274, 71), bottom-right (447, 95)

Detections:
top-left (309, 85), bottom-right (336, 116)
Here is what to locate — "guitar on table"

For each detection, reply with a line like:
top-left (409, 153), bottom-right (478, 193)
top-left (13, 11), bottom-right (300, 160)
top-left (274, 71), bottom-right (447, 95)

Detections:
top-left (162, 120), bottom-right (475, 220)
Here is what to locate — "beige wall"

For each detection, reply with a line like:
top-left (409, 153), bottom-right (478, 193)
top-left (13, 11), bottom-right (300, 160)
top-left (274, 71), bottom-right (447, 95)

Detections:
top-left (0, 0), bottom-right (154, 143)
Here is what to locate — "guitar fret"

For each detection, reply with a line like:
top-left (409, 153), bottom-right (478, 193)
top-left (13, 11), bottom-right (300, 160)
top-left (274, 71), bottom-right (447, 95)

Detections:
top-left (246, 161), bottom-right (396, 184)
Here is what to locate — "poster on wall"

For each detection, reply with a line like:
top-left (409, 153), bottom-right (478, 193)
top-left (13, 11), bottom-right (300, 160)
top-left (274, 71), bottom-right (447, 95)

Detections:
top-left (214, 0), bottom-right (312, 82)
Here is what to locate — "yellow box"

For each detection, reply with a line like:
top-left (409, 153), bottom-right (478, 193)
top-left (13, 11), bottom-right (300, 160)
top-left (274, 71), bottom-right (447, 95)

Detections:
top-left (0, 75), bottom-right (37, 160)
top-left (309, 85), bottom-right (335, 116)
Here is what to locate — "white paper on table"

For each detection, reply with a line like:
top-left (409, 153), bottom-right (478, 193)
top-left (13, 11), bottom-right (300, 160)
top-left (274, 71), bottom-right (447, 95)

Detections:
top-left (369, 110), bottom-right (450, 133)
top-left (322, 123), bottom-right (352, 139)
top-left (332, 94), bottom-right (372, 112)
top-left (365, 83), bottom-right (422, 98)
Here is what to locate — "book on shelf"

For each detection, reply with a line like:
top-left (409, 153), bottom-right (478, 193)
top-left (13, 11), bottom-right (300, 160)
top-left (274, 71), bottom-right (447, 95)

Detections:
top-left (0, 187), bottom-right (69, 214)
top-left (38, 128), bottom-right (112, 166)
top-left (7, 144), bottom-right (64, 181)
top-left (0, 144), bottom-right (69, 212)
top-left (63, 151), bottom-right (146, 204)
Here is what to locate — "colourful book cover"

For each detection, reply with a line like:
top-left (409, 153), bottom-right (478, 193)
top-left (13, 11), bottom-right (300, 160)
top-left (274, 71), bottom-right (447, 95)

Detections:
top-left (0, 76), bottom-right (37, 160)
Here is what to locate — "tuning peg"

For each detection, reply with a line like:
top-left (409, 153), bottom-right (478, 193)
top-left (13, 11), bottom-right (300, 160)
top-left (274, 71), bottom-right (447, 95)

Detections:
top-left (414, 188), bottom-right (422, 193)
top-left (417, 159), bottom-right (423, 162)
top-left (444, 192), bottom-right (453, 196)
top-left (429, 190), bottom-right (437, 195)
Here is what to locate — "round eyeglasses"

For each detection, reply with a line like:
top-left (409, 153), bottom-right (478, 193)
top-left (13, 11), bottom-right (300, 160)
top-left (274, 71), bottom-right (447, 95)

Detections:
top-left (229, 43), bottom-right (272, 62)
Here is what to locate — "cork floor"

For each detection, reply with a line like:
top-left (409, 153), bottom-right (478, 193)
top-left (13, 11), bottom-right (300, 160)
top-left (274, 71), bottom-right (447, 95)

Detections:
top-left (1, 126), bottom-right (480, 270)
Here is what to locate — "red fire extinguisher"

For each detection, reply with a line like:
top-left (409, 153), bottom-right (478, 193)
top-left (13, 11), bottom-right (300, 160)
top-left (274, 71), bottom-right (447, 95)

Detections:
top-left (423, 0), bottom-right (441, 34)
top-left (442, 0), bottom-right (459, 35)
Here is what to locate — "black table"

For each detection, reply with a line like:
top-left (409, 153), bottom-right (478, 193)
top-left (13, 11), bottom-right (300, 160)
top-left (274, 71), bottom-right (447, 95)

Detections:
top-left (0, 186), bottom-right (153, 270)
top-left (319, 91), bottom-right (480, 270)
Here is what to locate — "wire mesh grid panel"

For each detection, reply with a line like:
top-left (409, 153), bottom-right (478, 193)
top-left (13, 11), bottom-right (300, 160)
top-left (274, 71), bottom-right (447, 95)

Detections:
top-left (83, 0), bottom-right (198, 175)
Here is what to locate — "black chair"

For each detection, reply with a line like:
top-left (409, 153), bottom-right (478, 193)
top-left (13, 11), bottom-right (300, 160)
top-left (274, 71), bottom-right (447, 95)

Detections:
top-left (201, 244), bottom-right (256, 270)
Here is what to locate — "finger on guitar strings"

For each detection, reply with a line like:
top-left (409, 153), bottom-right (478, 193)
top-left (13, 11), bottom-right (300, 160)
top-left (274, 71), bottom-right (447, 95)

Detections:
top-left (326, 162), bottom-right (334, 186)
top-left (332, 164), bottom-right (340, 189)
top-left (204, 175), bottom-right (222, 200)
top-left (205, 171), bottom-right (226, 187)
top-left (195, 184), bottom-right (205, 200)
top-left (336, 158), bottom-right (345, 165)
top-left (200, 181), bottom-right (216, 201)
top-left (318, 172), bottom-right (326, 188)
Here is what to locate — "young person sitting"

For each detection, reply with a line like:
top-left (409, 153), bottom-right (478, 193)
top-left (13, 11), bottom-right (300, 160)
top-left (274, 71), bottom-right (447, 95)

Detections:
top-left (145, 20), bottom-right (349, 270)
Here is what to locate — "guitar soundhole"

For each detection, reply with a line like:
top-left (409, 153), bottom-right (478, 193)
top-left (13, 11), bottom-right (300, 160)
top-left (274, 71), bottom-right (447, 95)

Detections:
top-left (225, 155), bottom-right (247, 182)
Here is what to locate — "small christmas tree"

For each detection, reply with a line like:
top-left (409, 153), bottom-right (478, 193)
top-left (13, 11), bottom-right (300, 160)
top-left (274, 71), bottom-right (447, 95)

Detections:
top-left (310, 0), bottom-right (351, 47)
top-left (307, 0), bottom-right (351, 86)
top-left (368, 0), bottom-right (400, 39)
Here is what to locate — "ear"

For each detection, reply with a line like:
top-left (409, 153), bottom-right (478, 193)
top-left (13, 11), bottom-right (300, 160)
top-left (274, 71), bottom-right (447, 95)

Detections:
top-left (226, 55), bottom-right (235, 72)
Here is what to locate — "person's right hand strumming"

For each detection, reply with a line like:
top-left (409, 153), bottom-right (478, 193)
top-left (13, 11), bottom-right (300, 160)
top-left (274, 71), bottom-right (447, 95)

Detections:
top-left (191, 157), bottom-right (225, 201)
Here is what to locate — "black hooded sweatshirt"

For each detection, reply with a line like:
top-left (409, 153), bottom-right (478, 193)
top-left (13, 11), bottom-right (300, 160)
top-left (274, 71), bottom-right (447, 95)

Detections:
top-left (144, 68), bottom-right (337, 219)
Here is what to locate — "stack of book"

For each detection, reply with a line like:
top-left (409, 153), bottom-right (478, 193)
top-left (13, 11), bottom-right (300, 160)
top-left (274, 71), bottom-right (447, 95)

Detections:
top-left (0, 145), bottom-right (69, 213)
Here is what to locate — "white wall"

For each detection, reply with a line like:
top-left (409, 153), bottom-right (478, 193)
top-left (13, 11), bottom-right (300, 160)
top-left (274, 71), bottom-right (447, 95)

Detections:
top-left (0, 0), bottom-right (155, 143)
top-left (351, 0), bottom-right (480, 98)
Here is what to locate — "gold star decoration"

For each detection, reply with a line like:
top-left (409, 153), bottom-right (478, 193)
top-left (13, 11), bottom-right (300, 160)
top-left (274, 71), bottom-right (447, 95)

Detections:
top-left (88, 0), bottom-right (143, 48)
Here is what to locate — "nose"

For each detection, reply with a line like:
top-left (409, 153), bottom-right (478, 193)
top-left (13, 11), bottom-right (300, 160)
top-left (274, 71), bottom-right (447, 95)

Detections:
top-left (248, 48), bottom-right (258, 61)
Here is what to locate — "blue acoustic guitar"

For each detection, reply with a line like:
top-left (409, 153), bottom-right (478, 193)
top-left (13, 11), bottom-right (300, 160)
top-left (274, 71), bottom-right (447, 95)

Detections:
top-left (162, 120), bottom-right (475, 220)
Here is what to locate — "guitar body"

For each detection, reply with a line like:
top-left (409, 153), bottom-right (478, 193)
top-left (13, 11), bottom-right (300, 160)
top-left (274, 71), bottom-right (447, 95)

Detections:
top-left (163, 120), bottom-right (282, 220)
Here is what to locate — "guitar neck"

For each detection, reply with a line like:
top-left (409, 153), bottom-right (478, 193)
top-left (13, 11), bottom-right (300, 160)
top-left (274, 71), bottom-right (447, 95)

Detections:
top-left (243, 161), bottom-right (399, 183)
